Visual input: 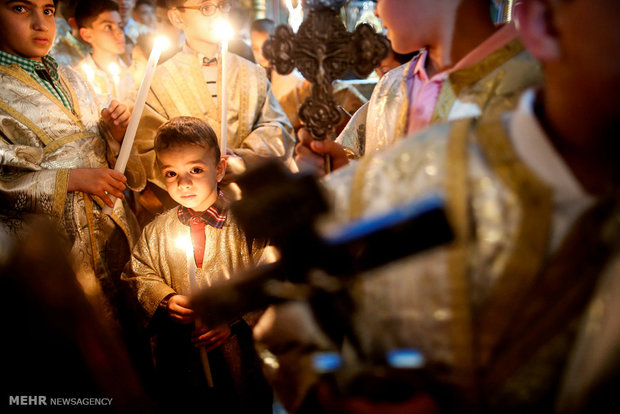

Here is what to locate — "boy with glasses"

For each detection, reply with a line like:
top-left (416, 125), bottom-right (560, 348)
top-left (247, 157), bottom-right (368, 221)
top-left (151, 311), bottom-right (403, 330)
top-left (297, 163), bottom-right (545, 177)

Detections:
top-left (134, 0), bottom-right (295, 225)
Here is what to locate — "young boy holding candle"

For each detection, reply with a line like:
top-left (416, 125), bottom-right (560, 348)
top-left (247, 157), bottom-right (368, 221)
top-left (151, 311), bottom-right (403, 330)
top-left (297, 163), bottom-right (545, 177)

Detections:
top-left (72, 0), bottom-right (136, 108)
top-left (122, 116), bottom-right (274, 412)
top-left (0, 0), bottom-right (147, 357)
top-left (134, 0), bottom-right (295, 225)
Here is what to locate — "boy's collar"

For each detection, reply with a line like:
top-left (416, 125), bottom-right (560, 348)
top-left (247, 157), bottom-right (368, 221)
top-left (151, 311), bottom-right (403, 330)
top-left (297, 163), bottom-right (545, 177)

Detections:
top-left (177, 189), bottom-right (228, 229)
top-left (181, 41), bottom-right (218, 62)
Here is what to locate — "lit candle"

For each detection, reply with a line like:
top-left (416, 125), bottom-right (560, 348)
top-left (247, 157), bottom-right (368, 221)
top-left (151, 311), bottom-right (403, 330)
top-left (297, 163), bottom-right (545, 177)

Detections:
top-left (215, 19), bottom-right (233, 153)
top-left (103, 36), bottom-right (169, 215)
top-left (82, 62), bottom-right (106, 107)
top-left (284, 0), bottom-right (304, 32)
top-left (108, 61), bottom-right (121, 102)
top-left (176, 235), bottom-right (214, 387)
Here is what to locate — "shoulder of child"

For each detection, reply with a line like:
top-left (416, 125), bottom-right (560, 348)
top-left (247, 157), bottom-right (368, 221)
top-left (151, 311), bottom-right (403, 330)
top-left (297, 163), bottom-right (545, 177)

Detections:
top-left (142, 205), bottom-right (182, 235)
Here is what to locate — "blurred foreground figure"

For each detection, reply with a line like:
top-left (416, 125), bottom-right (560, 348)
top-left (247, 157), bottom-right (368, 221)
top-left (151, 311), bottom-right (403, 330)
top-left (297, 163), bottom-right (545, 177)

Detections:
top-left (0, 218), bottom-right (152, 413)
top-left (255, 0), bottom-right (620, 412)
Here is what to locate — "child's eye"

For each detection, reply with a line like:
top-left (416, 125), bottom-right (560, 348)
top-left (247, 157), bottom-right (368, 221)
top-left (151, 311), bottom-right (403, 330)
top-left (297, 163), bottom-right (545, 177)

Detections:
top-left (164, 171), bottom-right (177, 178)
top-left (190, 167), bottom-right (203, 174)
top-left (12, 5), bottom-right (27, 13)
top-left (104, 24), bottom-right (113, 30)
top-left (44, 8), bottom-right (55, 15)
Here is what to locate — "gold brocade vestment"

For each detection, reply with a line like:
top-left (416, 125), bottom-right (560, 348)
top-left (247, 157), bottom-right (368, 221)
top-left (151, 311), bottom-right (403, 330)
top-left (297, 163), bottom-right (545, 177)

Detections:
top-left (320, 110), bottom-right (620, 411)
top-left (0, 64), bottom-right (146, 322)
top-left (122, 207), bottom-right (275, 411)
top-left (135, 50), bottom-right (296, 191)
top-left (337, 39), bottom-right (542, 158)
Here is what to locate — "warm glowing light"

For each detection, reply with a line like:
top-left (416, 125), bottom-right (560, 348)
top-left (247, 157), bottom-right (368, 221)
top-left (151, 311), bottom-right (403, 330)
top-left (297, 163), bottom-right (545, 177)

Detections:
top-left (214, 18), bottom-right (234, 42)
top-left (81, 62), bottom-right (95, 83)
top-left (108, 62), bottom-right (120, 78)
top-left (175, 235), bottom-right (193, 256)
top-left (153, 35), bottom-right (171, 52)
top-left (81, 62), bottom-right (102, 95)
top-left (108, 62), bottom-right (121, 99)
top-left (284, 0), bottom-right (303, 32)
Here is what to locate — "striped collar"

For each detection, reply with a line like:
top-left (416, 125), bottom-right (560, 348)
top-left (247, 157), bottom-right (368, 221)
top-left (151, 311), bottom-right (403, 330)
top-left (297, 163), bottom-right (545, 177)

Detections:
top-left (177, 190), bottom-right (228, 229)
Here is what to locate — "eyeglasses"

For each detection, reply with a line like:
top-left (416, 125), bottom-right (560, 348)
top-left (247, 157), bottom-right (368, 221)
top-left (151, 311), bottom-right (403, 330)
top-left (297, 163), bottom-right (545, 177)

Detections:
top-left (176, 1), bottom-right (232, 17)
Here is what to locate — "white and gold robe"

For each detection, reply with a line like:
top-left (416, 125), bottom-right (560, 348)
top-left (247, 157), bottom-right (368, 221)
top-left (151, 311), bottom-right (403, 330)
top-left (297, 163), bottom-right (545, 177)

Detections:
top-left (257, 90), bottom-right (619, 412)
top-left (321, 90), bottom-right (618, 411)
top-left (0, 63), bottom-right (146, 321)
top-left (337, 39), bottom-right (542, 158)
top-left (135, 50), bottom-right (296, 190)
top-left (122, 206), bottom-right (276, 410)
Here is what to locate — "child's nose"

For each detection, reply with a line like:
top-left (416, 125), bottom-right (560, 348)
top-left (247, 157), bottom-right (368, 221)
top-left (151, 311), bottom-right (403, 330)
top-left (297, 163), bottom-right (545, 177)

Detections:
top-left (115, 28), bottom-right (126, 40)
top-left (178, 174), bottom-right (192, 187)
top-left (31, 11), bottom-right (49, 31)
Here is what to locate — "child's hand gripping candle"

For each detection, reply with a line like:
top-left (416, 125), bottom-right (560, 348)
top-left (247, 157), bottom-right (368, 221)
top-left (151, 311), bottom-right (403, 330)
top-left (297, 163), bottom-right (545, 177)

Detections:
top-left (176, 236), bottom-right (215, 388)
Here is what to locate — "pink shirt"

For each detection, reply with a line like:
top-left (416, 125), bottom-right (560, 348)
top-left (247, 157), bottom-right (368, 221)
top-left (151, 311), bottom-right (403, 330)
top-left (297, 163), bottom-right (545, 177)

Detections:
top-left (405, 22), bottom-right (518, 135)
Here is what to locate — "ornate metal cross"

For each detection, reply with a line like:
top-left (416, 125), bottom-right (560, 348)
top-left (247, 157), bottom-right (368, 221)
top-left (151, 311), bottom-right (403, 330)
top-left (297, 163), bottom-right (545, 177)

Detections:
top-left (263, 0), bottom-right (389, 141)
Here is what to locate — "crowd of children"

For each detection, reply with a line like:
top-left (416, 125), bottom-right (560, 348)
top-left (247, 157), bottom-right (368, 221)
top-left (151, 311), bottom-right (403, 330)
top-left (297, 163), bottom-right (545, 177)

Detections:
top-left (1, 0), bottom-right (619, 413)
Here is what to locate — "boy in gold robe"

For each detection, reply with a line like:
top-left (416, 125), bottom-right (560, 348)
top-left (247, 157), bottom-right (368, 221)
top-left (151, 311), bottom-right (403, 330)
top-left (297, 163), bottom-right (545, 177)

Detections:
top-left (135, 0), bottom-right (295, 223)
top-left (0, 0), bottom-right (145, 327)
top-left (72, 0), bottom-right (137, 109)
top-left (122, 116), bottom-right (273, 411)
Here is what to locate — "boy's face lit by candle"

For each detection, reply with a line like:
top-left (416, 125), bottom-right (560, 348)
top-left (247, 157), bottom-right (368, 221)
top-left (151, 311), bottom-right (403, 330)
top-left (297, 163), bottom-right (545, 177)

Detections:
top-left (79, 9), bottom-right (126, 56)
top-left (159, 143), bottom-right (226, 213)
top-left (0, 0), bottom-right (56, 62)
top-left (168, 1), bottom-right (229, 48)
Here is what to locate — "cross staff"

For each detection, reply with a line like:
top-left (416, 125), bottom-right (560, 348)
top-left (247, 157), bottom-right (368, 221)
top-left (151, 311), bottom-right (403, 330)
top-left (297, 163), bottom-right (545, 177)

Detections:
top-left (263, 0), bottom-right (388, 149)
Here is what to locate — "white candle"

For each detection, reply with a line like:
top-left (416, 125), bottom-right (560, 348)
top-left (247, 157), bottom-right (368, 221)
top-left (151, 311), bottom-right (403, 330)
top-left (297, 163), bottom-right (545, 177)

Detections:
top-left (176, 235), bottom-right (214, 387)
top-left (215, 19), bottom-right (233, 153)
top-left (103, 36), bottom-right (169, 214)
top-left (186, 239), bottom-right (198, 291)
top-left (220, 38), bottom-right (228, 153)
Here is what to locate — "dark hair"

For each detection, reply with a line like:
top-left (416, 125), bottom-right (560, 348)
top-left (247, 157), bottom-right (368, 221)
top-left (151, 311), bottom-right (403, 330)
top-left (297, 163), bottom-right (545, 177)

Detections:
top-left (250, 18), bottom-right (275, 34)
top-left (58, 0), bottom-right (79, 19)
top-left (164, 0), bottom-right (185, 8)
top-left (74, 0), bottom-right (120, 29)
top-left (135, 0), bottom-right (155, 8)
top-left (155, 116), bottom-right (221, 164)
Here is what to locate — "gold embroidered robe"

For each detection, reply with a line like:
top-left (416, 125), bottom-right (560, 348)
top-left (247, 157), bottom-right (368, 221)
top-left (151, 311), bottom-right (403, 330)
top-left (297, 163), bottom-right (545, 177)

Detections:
top-left (73, 54), bottom-right (137, 110)
top-left (0, 64), bottom-right (146, 322)
top-left (319, 112), bottom-right (619, 411)
top-left (337, 39), bottom-right (542, 157)
top-left (135, 50), bottom-right (296, 191)
top-left (49, 31), bottom-right (91, 68)
top-left (121, 206), bottom-right (275, 411)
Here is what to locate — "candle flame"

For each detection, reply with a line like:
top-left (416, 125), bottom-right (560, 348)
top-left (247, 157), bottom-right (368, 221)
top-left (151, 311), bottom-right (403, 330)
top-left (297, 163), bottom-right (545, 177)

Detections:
top-left (175, 235), bottom-right (193, 255)
top-left (284, 0), bottom-right (303, 32)
top-left (108, 62), bottom-right (121, 77)
top-left (214, 18), bottom-right (234, 42)
top-left (153, 35), bottom-right (171, 52)
top-left (81, 62), bottom-right (95, 83)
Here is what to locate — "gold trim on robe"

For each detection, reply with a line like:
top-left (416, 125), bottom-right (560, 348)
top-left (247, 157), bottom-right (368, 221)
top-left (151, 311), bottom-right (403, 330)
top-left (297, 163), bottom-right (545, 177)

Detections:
top-left (337, 39), bottom-right (541, 158)
top-left (0, 62), bottom-right (145, 326)
top-left (137, 51), bottom-right (295, 190)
